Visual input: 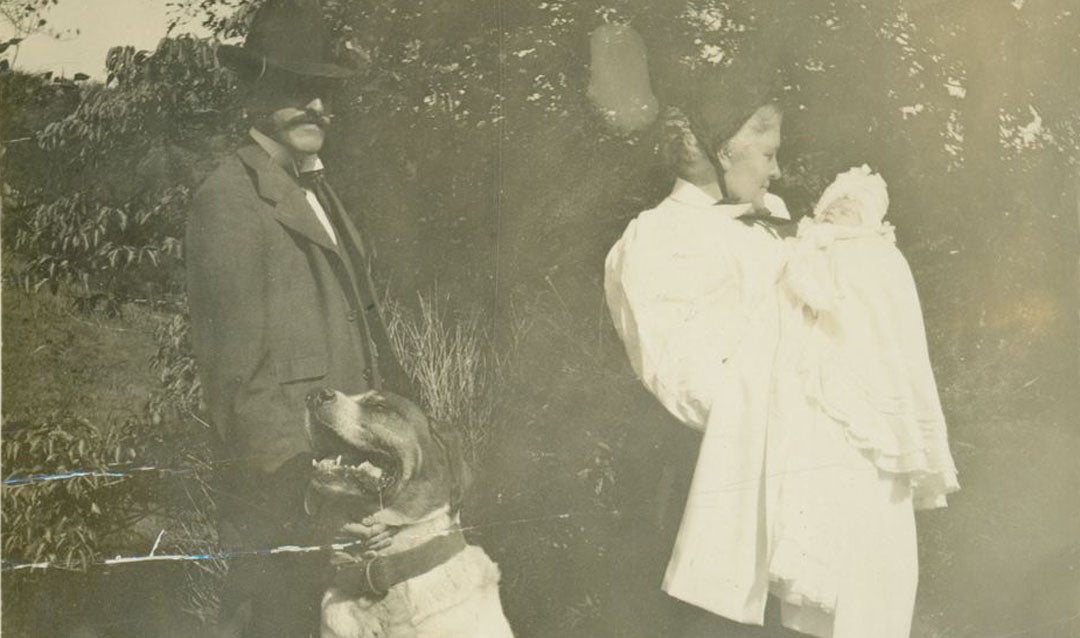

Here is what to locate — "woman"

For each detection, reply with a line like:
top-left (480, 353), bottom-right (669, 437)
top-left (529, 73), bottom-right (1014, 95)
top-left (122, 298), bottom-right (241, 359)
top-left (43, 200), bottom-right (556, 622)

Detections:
top-left (606, 51), bottom-right (953, 636)
top-left (605, 61), bottom-right (796, 631)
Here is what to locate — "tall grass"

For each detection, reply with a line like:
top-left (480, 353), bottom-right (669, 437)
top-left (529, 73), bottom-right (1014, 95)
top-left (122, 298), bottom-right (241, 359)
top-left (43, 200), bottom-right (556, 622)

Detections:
top-left (160, 474), bottom-right (227, 624)
top-left (384, 294), bottom-right (501, 465)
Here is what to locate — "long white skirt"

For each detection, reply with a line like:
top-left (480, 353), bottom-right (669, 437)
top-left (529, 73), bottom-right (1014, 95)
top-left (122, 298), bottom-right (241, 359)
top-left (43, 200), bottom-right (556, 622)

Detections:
top-left (766, 366), bottom-right (918, 638)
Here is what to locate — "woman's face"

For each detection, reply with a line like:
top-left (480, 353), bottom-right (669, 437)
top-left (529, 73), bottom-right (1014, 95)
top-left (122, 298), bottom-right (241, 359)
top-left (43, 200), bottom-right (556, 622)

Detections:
top-left (718, 106), bottom-right (783, 206)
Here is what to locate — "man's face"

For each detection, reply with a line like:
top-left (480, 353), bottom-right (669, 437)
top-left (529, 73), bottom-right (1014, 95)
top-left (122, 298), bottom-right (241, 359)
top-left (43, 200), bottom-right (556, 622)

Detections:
top-left (718, 106), bottom-right (783, 206)
top-left (256, 72), bottom-right (335, 155)
top-left (268, 96), bottom-right (330, 155)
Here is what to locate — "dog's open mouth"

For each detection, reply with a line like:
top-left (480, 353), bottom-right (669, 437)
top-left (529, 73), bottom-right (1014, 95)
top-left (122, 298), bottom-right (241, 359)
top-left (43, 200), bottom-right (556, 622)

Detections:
top-left (308, 415), bottom-right (402, 498)
top-left (311, 448), bottom-right (399, 495)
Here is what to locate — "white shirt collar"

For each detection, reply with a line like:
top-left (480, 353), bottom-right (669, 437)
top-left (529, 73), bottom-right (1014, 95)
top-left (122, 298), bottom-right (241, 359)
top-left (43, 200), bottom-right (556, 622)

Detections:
top-left (669, 178), bottom-right (722, 207)
top-left (249, 127), bottom-right (325, 176)
top-left (668, 178), bottom-right (759, 219)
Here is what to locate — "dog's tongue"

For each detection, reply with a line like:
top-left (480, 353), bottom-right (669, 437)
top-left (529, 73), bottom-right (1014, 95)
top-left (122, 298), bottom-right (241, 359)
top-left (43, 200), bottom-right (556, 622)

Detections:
top-left (314, 457), bottom-right (384, 486)
top-left (356, 461), bottom-right (383, 481)
top-left (348, 461), bottom-right (385, 493)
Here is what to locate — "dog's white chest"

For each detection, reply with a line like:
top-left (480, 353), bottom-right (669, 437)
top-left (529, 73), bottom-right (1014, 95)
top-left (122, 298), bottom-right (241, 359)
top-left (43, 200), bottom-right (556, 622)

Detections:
top-left (321, 546), bottom-right (513, 638)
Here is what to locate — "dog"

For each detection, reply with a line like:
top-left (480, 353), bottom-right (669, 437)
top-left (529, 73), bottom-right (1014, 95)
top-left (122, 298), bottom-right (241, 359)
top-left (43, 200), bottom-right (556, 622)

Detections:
top-left (304, 388), bottom-right (514, 638)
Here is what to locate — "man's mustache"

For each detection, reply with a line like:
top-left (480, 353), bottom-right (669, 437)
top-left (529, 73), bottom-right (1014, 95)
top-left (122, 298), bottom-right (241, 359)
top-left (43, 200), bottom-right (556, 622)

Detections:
top-left (284, 111), bottom-right (333, 128)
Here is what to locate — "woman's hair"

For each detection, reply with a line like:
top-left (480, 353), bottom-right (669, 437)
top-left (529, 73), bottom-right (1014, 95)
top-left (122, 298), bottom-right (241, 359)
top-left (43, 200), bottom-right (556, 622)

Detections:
top-left (718, 101), bottom-right (783, 160)
top-left (659, 106), bottom-right (710, 180)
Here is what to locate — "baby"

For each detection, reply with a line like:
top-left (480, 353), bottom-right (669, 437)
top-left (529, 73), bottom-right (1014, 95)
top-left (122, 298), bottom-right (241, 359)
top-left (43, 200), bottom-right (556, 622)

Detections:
top-left (783, 165), bottom-right (895, 312)
top-left (779, 164), bottom-right (957, 504)
top-left (765, 166), bottom-right (959, 634)
top-left (812, 164), bottom-right (890, 228)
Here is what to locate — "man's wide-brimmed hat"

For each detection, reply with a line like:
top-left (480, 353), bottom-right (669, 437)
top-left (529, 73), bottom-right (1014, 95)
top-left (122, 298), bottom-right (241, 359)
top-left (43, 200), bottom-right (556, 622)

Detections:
top-left (218, 0), bottom-right (357, 79)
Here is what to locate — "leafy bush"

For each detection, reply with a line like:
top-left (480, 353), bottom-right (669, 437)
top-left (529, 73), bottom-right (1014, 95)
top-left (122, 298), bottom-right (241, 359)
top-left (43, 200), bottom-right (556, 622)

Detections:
top-left (2, 35), bottom-right (242, 304)
top-left (37, 36), bottom-right (238, 168)
top-left (10, 187), bottom-right (187, 297)
top-left (1, 408), bottom-right (223, 621)
top-left (1, 412), bottom-right (144, 568)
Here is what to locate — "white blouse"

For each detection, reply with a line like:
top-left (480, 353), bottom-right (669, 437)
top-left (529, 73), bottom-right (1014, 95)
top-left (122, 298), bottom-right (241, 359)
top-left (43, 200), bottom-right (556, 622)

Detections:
top-left (605, 179), bottom-right (790, 429)
top-left (605, 179), bottom-right (793, 624)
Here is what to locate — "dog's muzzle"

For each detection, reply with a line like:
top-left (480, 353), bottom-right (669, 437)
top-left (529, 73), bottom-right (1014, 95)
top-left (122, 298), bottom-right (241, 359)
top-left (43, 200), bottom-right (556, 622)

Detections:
top-left (307, 387), bottom-right (337, 409)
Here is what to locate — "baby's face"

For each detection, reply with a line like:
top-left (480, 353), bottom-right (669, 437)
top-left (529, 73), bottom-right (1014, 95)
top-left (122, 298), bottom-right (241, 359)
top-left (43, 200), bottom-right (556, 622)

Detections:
top-left (818, 196), bottom-right (862, 226)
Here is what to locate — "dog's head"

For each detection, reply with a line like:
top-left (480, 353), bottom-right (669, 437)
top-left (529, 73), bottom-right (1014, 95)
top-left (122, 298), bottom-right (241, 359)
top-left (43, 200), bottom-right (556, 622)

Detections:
top-left (304, 388), bottom-right (470, 523)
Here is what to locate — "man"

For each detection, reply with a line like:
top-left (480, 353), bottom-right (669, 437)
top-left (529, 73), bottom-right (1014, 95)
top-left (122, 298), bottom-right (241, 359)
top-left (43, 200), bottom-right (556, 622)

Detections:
top-left (186, 1), bottom-right (409, 635)
top-left (605, 57), bottom-right (796, 636)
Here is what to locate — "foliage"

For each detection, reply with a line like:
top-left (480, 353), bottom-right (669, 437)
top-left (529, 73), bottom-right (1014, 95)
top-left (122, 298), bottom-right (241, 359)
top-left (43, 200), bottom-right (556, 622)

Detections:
top-left (0, 0), bottom-right (62, 33)
top-left (39, 37), bottom-right (236, 165)
top-left (1, 407), bottom-right (218, 559)
top-left (167, 0), bottom-right (261, 40)
top-left (385, 294), bottom-right (500, 465)
top-left (1, 408), bottom-right (223, 628)
top-left (1, 412), bottom-right (144, 568)
top-left (10, 187), bottom-right (186, 295)
top-left (0, 291), bottom-right (217, 628)
top-left (148, 306), bottom-right (203, 420)
top-left (2, 35), bottom-right (242, 303)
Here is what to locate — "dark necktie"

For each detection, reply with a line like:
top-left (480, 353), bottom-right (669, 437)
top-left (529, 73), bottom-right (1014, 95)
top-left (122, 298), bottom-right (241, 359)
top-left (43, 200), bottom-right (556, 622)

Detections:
top-left (297, 168), bottom-right (321, 189)
top-left (297, 169), bottom-right (409, 393)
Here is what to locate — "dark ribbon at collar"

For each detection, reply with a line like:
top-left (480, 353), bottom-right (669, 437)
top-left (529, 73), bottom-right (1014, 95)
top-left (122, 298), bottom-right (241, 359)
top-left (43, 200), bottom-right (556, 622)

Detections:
top-left (330, 529), bottom-right (468, 598)
top-left (735, 211), bottom-right (798, 239)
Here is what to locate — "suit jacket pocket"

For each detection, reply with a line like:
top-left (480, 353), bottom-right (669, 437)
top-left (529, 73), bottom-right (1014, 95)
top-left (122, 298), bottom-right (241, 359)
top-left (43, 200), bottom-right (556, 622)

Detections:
top-left (275, 354), bottom-right (327, 383)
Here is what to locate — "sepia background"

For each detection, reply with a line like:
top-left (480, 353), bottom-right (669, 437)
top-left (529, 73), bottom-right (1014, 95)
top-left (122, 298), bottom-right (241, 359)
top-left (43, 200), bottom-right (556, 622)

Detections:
top-left (2, 0), bottom-right (1078, 636)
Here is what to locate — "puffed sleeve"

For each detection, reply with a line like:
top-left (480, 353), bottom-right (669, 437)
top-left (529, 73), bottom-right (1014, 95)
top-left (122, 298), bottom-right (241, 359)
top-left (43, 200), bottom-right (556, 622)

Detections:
top-left (605, 211), bottom-right (749, 430)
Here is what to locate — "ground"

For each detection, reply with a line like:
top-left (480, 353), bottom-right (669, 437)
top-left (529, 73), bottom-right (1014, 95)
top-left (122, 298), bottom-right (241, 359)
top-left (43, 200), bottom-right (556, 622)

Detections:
top-left (1, 288), bottom-right (158, 426)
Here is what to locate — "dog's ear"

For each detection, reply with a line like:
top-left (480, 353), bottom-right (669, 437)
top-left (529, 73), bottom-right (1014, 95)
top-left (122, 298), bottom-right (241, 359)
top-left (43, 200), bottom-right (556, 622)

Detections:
top-left (429, 420), bottom-right (472, 514)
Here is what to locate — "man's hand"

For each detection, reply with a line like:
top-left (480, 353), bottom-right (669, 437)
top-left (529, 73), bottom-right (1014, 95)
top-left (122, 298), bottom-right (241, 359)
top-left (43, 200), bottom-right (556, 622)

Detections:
top-left (339, 517), bottom-right (393, 555)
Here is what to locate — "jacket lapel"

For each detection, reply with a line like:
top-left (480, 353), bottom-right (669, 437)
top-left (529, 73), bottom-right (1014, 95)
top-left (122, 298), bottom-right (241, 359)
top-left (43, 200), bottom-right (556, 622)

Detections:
top-left (237, 144), bottom-right (339, 253)
top-left (319, 181), bottom-right (370, 263)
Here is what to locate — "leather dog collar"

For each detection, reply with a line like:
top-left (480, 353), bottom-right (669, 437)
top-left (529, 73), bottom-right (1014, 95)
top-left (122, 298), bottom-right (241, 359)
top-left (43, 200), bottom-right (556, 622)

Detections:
top-left (331, 529), bottom-right (468, 597)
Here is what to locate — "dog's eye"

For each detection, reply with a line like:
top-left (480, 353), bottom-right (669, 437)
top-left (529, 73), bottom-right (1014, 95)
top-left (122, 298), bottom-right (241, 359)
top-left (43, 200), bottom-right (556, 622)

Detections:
top-left (363, 397), bottom-right (394, 413)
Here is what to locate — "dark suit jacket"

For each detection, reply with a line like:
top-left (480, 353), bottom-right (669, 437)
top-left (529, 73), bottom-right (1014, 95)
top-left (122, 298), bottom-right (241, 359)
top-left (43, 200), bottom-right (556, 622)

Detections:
top-left (187, 141), bottom-right (415, 637)
top-left (187, 143), bottom-right (409, 479)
